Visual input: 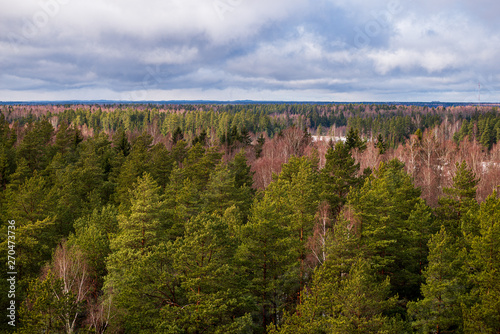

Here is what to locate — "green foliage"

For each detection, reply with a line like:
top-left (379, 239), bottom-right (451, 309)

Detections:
top-left (272, 258), bottom-right (404, 334)
top-left (345, 127), bottom-right (367, 151)
top-left (255, 134), bottom-right (265, 158)
top-left (111, 173), bottom-right (164, 252)
top-left (320, 141), bottom-right (361, 216)
top-left (2, 172), bottom-right (58, 290)
top-left (17, 118), bottom-right (54, 171)
top-left (158, 212), bottom-right (252, 333)
top-left (1, 104), bottom-right (499, 333)
top-left (19, 271), bottom-right (68, 333)
top-left (115, 133), bottom-right (154, 209)
top-left (436, 161), bottom-right (480, 238)
top-left (408, 227), bottom-right (467, 333)
top-left (237, 156), bottom-right (320, 331)
top-left (19, 242), bottom-right (92, 334)
top-left (69, 204), bottom-right (118, 285)
top-left (463, 192), bottom-right (500, 333)
top-left (0, 114), bottom-right (16, 189)
top-left (376, 133), bottom-right (387, 154)
top-left (348, 159), bottom-right (426, 301)
top-left (112, 127), bottom-right (131, 157)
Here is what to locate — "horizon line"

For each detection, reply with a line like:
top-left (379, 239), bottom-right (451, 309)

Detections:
top-left (1, 100), bottom-right (500, 106)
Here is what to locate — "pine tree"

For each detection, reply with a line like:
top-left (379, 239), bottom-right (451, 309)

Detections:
top-left (104, 173), bottom-right (167, 332)
top-left (110, 173), bottom-right (163, 252)
top-left (325, 259), bottom-right (402, 333)
top-left (68, 204), bottom-right (118, 287)
top-left (201, 163), bottom-right (240, 215)
top-left (149, 143), bottom-right (173, 190)
top-left (17, 118), bottom-right (54, 171)
top-left (272, 258), bottom-right (403, 334)
top-left (408, 227), bottom-right (467, 333)
top-left (158, 212), bottom-right (252, 333)
top-left (436, 161), bottom-right (479, 238)
top-left (278, 156), bottom-right (320, 302)
top-left (115, 132), bottom-right (153, 209)
top-left (320, 141), bottom-right (361, 217)
top-left (348, 159), bottom-right (425, 301)
top-left (376, 133), bottom-right (387, 154)
top-left (0, 114), bottom-right (16, 189)
top-left (171, 126), bottom-right (184, 145)
top-left (53, 121), bottom-right (82, 162)
top-left (112, 127), bottom-right (131, 157)
top-left (463, 192), bottom-right (500, 333)
top-left (228, 150), bottom-right (255, 222)
top-left (19, 271), bottom-right (67, 333)
top-left (238, 191), bottom-right (294, 331)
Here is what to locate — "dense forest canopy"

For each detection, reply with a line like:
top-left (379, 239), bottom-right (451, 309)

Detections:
top-left (0, 103), bottom-right (499, 333)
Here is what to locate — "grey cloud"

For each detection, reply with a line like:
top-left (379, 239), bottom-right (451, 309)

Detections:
top-left (0, 0), bottom-right (499, 101)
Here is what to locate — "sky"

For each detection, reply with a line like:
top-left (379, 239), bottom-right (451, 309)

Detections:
top-left (1, 0), bottom-right (499, 102)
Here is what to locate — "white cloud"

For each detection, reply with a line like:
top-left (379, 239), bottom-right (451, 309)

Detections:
top-left (369, 49), bottom-right (460, 74)
top-left (1, 0), bottom-right (500, 101)
top-left (142, 47), bottom-right (199, 65)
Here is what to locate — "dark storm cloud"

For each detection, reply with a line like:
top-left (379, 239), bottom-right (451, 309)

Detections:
top-left (0, 0), bottom-right (499, 101)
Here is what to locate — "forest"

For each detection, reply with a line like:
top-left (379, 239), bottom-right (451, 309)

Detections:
top-left (0, 102), bottom-right (499, 333)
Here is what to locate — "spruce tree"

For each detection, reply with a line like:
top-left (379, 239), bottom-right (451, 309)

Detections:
top-left (320, 141), bottom-right (361, 217)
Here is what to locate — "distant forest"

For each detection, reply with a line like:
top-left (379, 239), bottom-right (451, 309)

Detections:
top-left (0, 103), bottom-right (499, 333)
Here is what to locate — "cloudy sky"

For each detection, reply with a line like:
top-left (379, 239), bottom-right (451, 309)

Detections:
top-left (1, 0), bottom-right (499, 102)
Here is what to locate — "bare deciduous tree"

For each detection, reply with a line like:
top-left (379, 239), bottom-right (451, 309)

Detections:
top-left (48, 241), bottom-right (93, 334)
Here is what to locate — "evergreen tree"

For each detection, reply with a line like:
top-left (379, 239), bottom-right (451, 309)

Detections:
top-left (320, 141), bottom-right (361, 217)
top-left (277, 156), bottom-right (320, 300)
top-left (239, 156), bottom-right (319, 331)
top-left (19, 271), bottom-right (67, 333)
top-left (19, 242), bottom-right (92, 334)
top-left (17, 118), bottom-right (54, 171)
top-left (112, 127), bottom-right (131, 157)
top-left (171, 139), bottom-right (188, 166)
top-left (159, 212), bottom-right (252, 333)
top-left (110, 173), bottom-right (163, 252)
top-left (171, 126), bottom-right (184, 145)
top-left (2, 171), bottom-right (58, 291)
top-left (68, 204), bottom-right (118, 287)
top-left (238, 191), bottom-right (294, 332)
top-left (192, 129), bottom-right (207, 146)
top-left (408, 227), bottom-right (467, 333)
top-left (436, 161), bottom-right (479, 238)
top-left (228, 150), bottom-right (255, 220)
top-left (376, 133), bottom-right (387, 154)
top-left (255, 133), bottom-right (265, 158)
top-left (348, 159), bottom-right (425, 301)
top-left (345, 127), bottom-right (366, 151)
top-left (463, 192), bottom-right (500, 333)
top-left (51, 145), bottom-right (108, 232)
top-left (415, 128), bottom-right (423, 141)
top-left (201, 163), bottom-right (241, 215)
top-left (0, 114), bottom-right (16, 189)
top-left (115, 132), bottom-right (153, 209)
top-left (53, 121), bottom-right (82, 162)
top-left (272, 258), bottom-right (403, 334)
top-left (104, 173), bottom-right (167, 331)
top-left (149, 143), bottom-right (173, 190)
